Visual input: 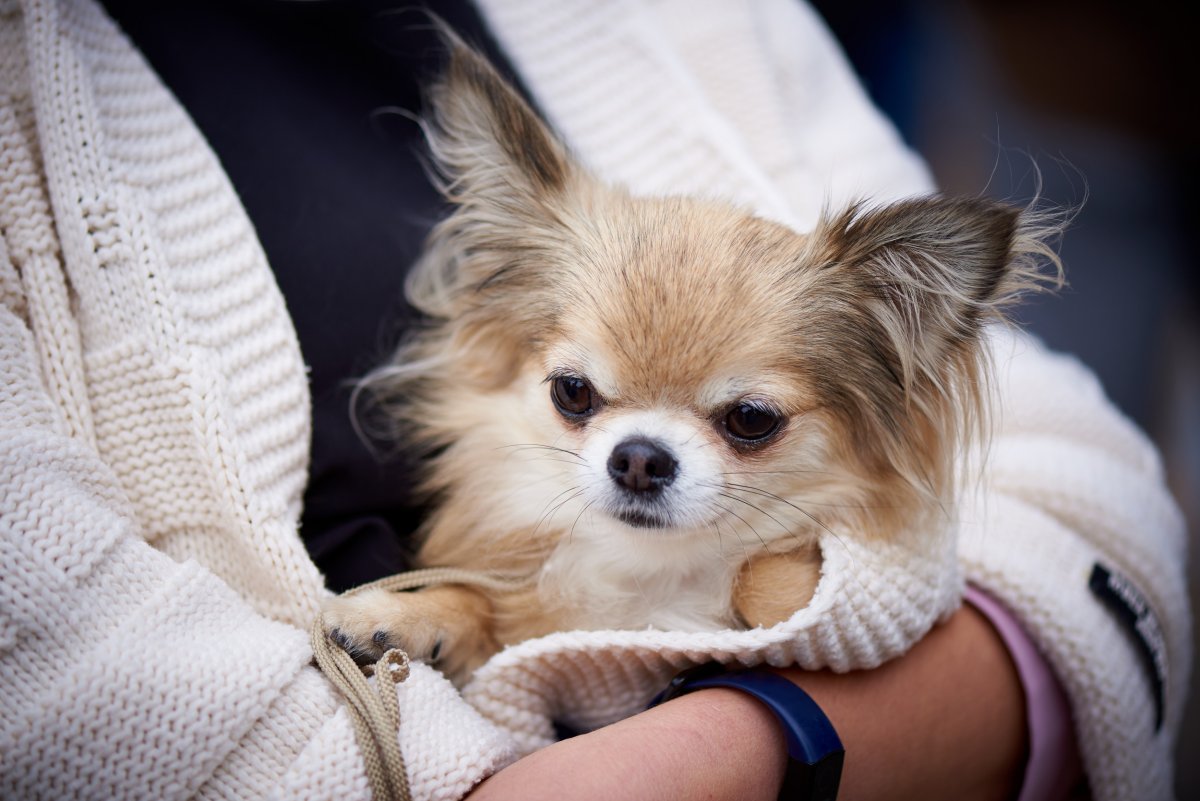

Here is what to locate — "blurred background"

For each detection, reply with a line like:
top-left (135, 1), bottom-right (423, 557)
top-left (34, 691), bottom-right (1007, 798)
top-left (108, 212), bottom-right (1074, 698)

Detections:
top-left (810, 0), bottom-right (1197, 793)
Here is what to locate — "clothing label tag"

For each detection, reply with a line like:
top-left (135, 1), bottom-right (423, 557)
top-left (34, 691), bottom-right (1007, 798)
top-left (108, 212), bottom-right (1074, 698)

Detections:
top-left (1088, 563), bottom-right (1166, 731)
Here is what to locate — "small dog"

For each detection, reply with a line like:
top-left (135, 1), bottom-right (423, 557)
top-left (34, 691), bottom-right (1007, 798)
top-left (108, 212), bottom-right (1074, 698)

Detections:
top-left (323, 37), bottom-right (1059, 686)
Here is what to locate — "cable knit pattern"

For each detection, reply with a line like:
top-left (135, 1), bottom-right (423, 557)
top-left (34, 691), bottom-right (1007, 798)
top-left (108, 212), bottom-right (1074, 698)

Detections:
top-left (0, 0), bottom-right (1188, 799)
top-left (24, 0), bottom-right (325, 627)
top-left (464, 521), bottom-right (961, 754)
top-left (2, 1), bottom-right (515, 798)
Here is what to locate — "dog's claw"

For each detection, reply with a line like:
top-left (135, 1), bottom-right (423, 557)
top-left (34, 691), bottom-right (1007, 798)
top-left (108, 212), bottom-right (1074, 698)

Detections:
top-left (325, 625), bottom-right (372, 664)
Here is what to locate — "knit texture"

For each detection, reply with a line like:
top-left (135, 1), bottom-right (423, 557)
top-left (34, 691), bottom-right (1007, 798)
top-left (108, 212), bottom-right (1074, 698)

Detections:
top-left (958, 332), bottom-right (1190, 801)
top-left (0, 0), bottom-right (1189, 799)
top-left (1, 1), bottom-right (514, 798)
top-left (464, 523), bottom-right (959, 754)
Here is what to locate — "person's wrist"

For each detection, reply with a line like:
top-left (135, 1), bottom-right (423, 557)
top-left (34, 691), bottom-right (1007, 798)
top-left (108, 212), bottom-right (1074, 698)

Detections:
top-left (652, 663), bottom-right (845, 801)
top-left (653, 684), bottom-right (791, 799)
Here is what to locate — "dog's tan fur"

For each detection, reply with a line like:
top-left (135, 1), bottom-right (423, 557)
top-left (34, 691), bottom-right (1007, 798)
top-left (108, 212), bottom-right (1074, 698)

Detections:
top-left (323, 36), bottom-right (1062, 686)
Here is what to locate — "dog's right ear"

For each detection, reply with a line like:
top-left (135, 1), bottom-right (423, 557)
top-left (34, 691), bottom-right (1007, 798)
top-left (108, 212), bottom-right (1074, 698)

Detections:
top-left (404, 30), bottom-right (583, 384)
top-left (425, 29), bottom-right (572, 207)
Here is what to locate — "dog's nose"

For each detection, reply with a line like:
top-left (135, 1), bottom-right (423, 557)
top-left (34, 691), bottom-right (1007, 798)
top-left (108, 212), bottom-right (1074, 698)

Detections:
top-left (608, 437), bottom-right (677, 493)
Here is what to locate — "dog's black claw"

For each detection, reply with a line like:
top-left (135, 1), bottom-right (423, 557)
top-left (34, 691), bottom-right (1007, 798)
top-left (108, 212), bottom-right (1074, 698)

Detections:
top-left (430, 638), bottom-right (443, 662)
top-left (331, 629), bottom-right (355, 651)
top-left (328, 627), bottom-right (373, 664)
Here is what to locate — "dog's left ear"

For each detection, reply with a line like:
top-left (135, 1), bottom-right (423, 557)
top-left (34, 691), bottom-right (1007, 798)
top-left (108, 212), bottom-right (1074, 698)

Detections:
top-left (800, 197), bottom-right (1061, 518)
top-left (812, 197), bottom-right (1057, 385)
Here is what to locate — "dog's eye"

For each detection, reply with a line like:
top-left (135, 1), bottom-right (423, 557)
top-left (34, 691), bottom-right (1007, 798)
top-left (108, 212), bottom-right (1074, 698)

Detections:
top-left (723, 403), bottom-right (782, 443)
top-left (551, 376), bottom-right (599, 418)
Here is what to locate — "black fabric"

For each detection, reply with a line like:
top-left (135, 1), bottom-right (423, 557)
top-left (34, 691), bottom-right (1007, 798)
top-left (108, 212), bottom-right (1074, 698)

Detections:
top-left (102, 0), bottom-right (525, 591)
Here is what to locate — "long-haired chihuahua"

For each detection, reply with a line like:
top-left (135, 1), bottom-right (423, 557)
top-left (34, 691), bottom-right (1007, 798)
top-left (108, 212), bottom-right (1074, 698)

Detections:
top-left (322, 35), bottom-right (1060, 686)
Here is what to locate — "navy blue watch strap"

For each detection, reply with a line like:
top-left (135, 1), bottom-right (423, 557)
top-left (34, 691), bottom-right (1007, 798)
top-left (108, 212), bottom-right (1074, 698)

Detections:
top-left (651, 662), bottom-right (844, 801)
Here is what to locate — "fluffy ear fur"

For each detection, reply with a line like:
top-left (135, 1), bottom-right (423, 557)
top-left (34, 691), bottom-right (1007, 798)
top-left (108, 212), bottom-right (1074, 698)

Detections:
top-left (800, 197), bottom-right (1063, 517)
top-left (815, 197), bottom-right (1055, 378)
top-left (394, 31), bottom-right (592, 390)
top-left (422, 29), bottom-right (571, 210)
top-left (356, 33), bottom-right (596, 449)
top-left (408, 30), bottom-right (578, 313)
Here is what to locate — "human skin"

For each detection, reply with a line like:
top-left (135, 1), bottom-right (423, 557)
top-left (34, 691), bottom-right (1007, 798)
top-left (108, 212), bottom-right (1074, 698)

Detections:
top-left (468, 604), bottom-right (1033, 801)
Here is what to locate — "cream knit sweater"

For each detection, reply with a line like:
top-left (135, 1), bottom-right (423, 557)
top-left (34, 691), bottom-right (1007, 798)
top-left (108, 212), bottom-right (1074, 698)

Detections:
top-left (0, 1), bottom-right (1189, 800)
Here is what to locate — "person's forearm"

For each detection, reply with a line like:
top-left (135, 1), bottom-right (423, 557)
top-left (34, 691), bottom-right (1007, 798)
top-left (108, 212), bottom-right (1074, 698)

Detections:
top-left (777, 604), bottom-right (1027, 801)
top-left (467, 684), bottom-right (788, 801)
top-left (469, 604), bottom-right (1026, 801)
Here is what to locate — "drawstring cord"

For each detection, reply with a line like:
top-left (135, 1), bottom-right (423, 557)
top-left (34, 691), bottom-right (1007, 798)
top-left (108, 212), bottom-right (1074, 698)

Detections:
top-left (310, 568), bottom-right (531, 801)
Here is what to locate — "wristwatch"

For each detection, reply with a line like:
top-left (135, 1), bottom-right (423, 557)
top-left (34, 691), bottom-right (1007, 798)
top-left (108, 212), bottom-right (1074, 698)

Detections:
top-left (650, 662), bottom-right (844, 801)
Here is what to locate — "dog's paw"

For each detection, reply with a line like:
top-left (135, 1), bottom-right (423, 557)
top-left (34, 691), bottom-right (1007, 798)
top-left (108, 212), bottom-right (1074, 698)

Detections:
top-left (320, 585), bottom-right (499, 685)
top-left (733, 545), bottom-right (823, 628)
top-left (321, 588), bottom-right (446, 666)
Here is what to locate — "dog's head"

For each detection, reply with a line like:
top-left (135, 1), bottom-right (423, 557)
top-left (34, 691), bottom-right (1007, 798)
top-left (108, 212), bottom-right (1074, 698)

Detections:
top-left (364, 38), bottom-right (1061, 560)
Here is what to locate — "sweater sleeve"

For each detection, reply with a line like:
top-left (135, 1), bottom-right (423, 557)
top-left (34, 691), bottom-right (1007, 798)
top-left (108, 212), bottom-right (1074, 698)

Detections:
top-left (0, 295), bottom-right (515, 800)
top-left (959, 329), bottom-right (1190, 801)
top-left (1, 0), bottom-right (517, 795)
top-left (0, 285), bottom-right (356, 798)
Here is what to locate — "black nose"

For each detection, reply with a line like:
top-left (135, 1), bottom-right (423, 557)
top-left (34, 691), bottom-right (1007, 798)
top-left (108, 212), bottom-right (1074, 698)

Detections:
top-left (607, 437), bottom-right (677, 493)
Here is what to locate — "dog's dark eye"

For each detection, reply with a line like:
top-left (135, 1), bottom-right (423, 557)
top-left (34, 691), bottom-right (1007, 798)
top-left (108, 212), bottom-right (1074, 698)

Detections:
top-left (723, 403), bottom-right (782, 443)
top-left (551, 375), bottom-right (599, 418)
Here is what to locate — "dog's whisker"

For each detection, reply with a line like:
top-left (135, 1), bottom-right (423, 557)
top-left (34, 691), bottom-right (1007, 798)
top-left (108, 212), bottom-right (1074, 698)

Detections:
top-left (716, 490), bottom-right (795, 541)
top-left (536, 457), bottom-right (588, 469)
top-left (533, 486), bottom-right (586, 535)
top-left (719, 468), bottom-right (838, 477)
top-left (498, 443), bottom-right (585, 461)
top-left (713, 499), bottom-right (770, 552)
top-left (719, 482), bottom-right (838, 543)
top-left (708, 519), bottom-right (724, 555)
top-left (710, 507), bottom-right (751, 564)
top-left (568, 499), bottom-right (597, 542)
top-left (720, 481), bottom-right (884, 511)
